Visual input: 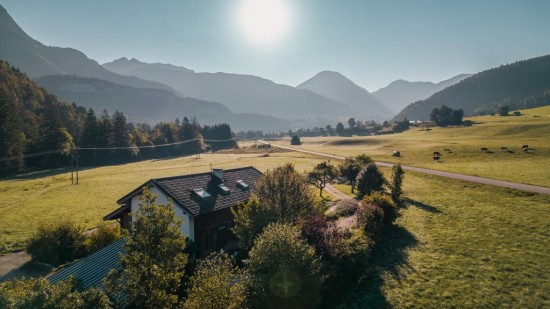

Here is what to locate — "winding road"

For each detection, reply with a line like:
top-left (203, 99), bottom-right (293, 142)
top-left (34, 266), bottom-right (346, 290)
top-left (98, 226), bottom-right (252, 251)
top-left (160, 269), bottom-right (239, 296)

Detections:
top-left (259, 140), bottom-right (550, 195)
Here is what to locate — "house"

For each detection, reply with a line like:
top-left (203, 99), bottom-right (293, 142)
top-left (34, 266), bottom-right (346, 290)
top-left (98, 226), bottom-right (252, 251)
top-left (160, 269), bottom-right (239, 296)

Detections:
top-left (104, 166), bottom-right (262, 255)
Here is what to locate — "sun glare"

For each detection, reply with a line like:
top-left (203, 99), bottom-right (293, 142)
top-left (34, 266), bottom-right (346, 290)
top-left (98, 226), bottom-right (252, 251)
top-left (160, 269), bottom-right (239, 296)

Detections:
top-left (237, 0), bottom-right (291, 47)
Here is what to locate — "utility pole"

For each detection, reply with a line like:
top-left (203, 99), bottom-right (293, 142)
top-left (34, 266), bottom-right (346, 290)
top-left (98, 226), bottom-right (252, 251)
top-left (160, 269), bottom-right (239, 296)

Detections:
top-left (75, 147), bottom-right (79, 184)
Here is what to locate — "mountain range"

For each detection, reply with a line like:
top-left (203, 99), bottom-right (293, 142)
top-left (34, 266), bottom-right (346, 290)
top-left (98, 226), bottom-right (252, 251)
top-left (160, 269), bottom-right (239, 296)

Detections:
top-left (103, 58), bottom-right (361, 120)
top-left (372, 74), bottom-right (471, 113)
top-left (6, 3), bottom-right (543, 132)
top-left (392, 55), bottom-right (550, 121)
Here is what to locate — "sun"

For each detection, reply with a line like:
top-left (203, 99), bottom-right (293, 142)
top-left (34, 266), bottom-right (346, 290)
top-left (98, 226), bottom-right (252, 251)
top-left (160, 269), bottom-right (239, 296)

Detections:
top-left (237, 0), bottom-right (291, 47)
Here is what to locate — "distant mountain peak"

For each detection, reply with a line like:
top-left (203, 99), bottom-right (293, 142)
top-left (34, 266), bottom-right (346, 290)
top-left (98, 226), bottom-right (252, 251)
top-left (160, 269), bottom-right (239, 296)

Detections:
top-left (298, 71), bottom-right (392, 119)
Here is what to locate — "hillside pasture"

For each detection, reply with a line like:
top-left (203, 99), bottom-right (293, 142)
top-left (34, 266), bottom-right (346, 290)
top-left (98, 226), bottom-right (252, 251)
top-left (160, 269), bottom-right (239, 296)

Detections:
top-left (279, 106), bottom-right (550, 187)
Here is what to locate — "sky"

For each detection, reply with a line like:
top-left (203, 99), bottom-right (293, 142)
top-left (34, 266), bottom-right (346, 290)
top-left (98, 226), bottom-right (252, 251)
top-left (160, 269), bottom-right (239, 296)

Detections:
top-left (1, 0), bottom-right (550, 91)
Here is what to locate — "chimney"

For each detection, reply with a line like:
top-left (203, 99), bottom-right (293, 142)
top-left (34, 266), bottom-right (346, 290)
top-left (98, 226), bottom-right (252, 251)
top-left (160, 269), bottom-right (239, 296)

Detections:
top-left (212, 168), bottom-right (223, 181)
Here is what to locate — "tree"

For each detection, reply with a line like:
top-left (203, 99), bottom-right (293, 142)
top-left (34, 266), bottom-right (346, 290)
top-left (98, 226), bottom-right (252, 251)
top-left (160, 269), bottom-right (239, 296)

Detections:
top-left (246, 223), bottom-right (322, 309)
top-left (256, 163), bottom-right (317, 222)
top-left (0, 88), bottom-right (25, 174)
top-left (184, 251), bottom-right (251, 309)
top-left (356, 164), bottom-right (387, 197)
top-left (105, 188), bottom-right (187, 309)
top-left (308, 161), bottom-right (337, 197)
top-left (232, 195), bottom-right (278, 251)
top-left (335, 122), bottom-right (345, 136)
top-left (97, 109), bottom-right (113, 149)
top-left (80, 108), bottom-right (99, 163)
top-left (498, 105), bottom-right (510, 116)
top-left (363, 192), bottom-right (399, 224)
top-left (389, 163), bottom-right (405, 203)
top-left (347, 117), bottom-right (356, 128)
top-left (339, 157), bottom-right (360, 193)
top-left (450, 109), bottom-right (464, 125)
top-left (34, 102), bottom-right (74, 167)
top-left (290, 135), bottom-right (301, 145)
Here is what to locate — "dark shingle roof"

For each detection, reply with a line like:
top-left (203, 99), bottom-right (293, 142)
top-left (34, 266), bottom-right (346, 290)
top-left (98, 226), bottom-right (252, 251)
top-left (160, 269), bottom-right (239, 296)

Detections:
top-left (152, 166), bottom-right (262, 216)
top-left (48, 238), bottom-right (125, 290)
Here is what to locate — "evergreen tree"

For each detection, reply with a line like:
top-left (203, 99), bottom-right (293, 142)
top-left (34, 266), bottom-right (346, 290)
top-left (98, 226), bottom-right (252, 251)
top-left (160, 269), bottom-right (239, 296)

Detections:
top-left (112, 111), bottom-right (130, 159)
top-left (80, 108), bottom-right (98, 163)
top-left (97, 109), bottom-right (113, 149)
top-left (336, 122), bottom-right (345, 136)
top-left (34, 102), bottom-right (74, 168)
top-left (0, 88), bottom-right (25, 174)
top-left (390, 163), bottom-right (405, 203)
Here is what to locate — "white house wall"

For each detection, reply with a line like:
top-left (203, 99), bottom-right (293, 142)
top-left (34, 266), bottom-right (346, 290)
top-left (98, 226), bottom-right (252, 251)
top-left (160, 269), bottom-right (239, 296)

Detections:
top-left (130, 186), bottom-right (195, 241)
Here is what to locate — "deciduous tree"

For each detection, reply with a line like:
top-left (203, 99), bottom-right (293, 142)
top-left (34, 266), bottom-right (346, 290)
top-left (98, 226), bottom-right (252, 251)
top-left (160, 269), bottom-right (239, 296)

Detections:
top-left (308, 161), bottom-right (337, 197)
top-left (246, 223), bottom-right (322, 309)
top-left (105, 188), bottom-right (187, 309)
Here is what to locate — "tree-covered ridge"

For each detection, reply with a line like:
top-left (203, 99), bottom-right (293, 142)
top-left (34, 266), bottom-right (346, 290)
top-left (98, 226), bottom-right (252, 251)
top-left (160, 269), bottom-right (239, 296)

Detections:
top-left (393, 54), bottom-right (550, 120)
top-left (0, 60), bottom-right (237, 176)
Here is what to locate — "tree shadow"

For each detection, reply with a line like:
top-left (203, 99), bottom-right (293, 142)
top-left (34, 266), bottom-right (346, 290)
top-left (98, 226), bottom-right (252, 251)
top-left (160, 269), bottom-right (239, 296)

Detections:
top-left (340, 225), bottom-right (419, 308)
top-left (403, 198), bottom-right (443, 214)
top-left (0, 261), bottom-right (52, 282)
top-left (4, 166), bottom-right (96, 181)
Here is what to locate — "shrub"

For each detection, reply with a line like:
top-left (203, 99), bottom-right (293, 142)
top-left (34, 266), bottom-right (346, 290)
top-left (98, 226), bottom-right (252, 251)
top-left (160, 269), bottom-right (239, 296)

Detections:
top-left (26, 221), bottom-right (86, 266)
top-left (84, 222), bottom-right (120, 254)
top-left (363, 192), bottom-right (399, 224)
top-left (0, 277), bottom-right (112, 309)
top-left (332, 199), bottom-right (359, 217)
top-left (357, 203), bottom-right (385, 236)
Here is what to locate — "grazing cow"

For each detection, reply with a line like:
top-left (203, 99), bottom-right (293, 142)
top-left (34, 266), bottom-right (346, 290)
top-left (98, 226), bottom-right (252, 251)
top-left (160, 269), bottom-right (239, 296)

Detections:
top-left (433, 155), bottom-right (441, 161)
top-left (433, 151), bottom-right (442, 156)
top-left (481, 147), bottom-right (488, 152)
top-left (444, 148), bottom-right (451, 152)
top-left (522, 145), bottom-right (528, 149)
top-left (523, 148), bottom-right (529, 152)
top-left (500, 147), bottom-right (508, 151)
top-left (392, 150), bottom-right (400, 157)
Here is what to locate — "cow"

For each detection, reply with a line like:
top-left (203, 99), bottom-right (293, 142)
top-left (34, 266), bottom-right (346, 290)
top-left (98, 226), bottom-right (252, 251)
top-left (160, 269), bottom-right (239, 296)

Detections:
top-left (433, 151), bottom-right (442, 156)
top-left (522, 145), bottom-right (529, 149)
top-left (433, 155), bottom-right (441, 161)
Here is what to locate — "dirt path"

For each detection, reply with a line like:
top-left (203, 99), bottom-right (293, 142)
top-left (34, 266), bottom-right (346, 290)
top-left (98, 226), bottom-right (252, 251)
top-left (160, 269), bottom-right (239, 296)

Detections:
top-left (259, 141), bottom-right (550, 195)
top-left (0, 251), bottom-right (31, 279)
top-left (324, 183), bottom-right (351, 201)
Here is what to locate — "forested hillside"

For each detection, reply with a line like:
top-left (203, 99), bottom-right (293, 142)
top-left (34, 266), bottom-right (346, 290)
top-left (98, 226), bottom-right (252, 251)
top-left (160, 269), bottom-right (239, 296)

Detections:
top-left (0, 61), bottom-right (236, 176)
top-left (393, 55), bottom-right (550, 121)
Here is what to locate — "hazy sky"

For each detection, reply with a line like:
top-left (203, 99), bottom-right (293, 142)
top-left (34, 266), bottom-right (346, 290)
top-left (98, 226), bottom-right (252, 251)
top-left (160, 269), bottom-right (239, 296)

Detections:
top-left (2, 0), bottom-right (549, 91)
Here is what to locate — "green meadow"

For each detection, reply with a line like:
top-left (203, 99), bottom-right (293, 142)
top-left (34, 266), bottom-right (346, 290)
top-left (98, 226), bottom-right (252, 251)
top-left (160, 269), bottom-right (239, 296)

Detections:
top-left (279, 106), bottom-right (550, 187)
top-left (0, 152), bottom-right (325, 253)
top-left (344, 171), bottom-right (550, 308)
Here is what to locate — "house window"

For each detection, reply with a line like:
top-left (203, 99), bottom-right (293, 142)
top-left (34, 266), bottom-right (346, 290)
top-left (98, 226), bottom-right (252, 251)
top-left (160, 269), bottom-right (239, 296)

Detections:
top-left (216, 225), bottom-right (228, 249)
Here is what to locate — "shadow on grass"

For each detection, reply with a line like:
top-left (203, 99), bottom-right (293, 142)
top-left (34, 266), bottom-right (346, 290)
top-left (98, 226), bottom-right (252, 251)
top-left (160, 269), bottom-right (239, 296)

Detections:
top-left (341, 225), bottom-right (419, 308)
top-left (0, 261), bottom-right (52, 282)
top-left (404, 198), bottom-right (443, 214)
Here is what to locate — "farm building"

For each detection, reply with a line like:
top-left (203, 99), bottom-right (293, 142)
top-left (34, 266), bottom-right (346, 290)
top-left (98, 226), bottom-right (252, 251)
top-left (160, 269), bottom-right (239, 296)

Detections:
top-left (104, 166), bottom-right (262, 256)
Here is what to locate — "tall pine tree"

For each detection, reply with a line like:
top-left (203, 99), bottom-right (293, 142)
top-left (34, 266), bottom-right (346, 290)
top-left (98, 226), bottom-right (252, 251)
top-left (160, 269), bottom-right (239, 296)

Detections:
top-left (0, 88), bottom-right (25, 174)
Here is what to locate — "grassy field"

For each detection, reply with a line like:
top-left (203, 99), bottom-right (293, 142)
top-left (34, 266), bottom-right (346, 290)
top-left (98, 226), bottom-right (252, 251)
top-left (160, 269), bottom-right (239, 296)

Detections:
top-left (343, 171), bottom-right (550, 308)
top-left (0, 152), bottom-right (325, 253)
top-left (274, 106), bottom-right (550, 187)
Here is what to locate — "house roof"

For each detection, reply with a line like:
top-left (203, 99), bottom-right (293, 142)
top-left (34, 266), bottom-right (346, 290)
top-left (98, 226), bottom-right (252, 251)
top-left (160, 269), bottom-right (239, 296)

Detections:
top-left (48, 238), bottom-right (126, 290)
top-left (116, 166), bottom-right (263, 217)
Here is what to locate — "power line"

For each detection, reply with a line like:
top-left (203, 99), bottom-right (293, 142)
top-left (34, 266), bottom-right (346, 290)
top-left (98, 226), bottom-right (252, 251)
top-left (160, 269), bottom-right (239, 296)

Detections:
top-left (0, 136), bottom-right (285, 162)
